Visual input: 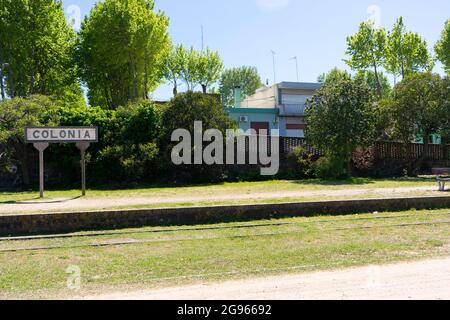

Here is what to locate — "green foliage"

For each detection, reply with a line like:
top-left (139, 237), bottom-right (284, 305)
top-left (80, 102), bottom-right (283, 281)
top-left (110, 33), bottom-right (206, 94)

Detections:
top-left (166, 45), bottom-right (223, 94)
top-left (344, 21), bottom-right (386, 96)
top-left (0, 0), bottom-right (82, 102)
top-left (286, 146), bottom-right (317, 179)
top-left (97, 142), bottom-right (159, 182)
top-left (197, 48), bottom-right (224, 94)
top-left (0, 95), bottom-right (60, 184)
top-left (77, 0), bottom-right (170, 108)
top-left (160, 91), bottom-right (236, 182)
top-left (0, 95), bottom-right (164, 186)
top-left (317, 68), bottom-right (351, 84)
top-left (55, 100), bottom-right (163, 184)
top-left (385, 17), bottom-right (434, 79)
top-left (435, 19), bottom-right (450, 74)
top-left (305, 78), bottom-right (376, 178)
top-left (0, 95), bottom-right (59, 144)
top-left (220, 66), bottom-right (263, 106)
top-left (313, 156), bottom-right (349, 180)
top-left (354, 70), bottom-right (391, 97)
top-left (162, 45), bottom-right (185, 96)
top-left (385, 73), bottom-right (449, 144)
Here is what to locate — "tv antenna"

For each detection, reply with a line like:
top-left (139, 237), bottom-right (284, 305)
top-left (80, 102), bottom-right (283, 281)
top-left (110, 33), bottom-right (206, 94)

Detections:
top-left (290, 56), bottom-right (299, 82)
top-left (271, 50), bottom-right (277, 84)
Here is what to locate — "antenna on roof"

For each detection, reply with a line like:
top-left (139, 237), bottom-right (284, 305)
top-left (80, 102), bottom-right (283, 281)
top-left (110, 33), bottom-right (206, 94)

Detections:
top-left (290, 56), bottom-right (299, 82)
top-left (271, 50), bottom-right (276, 85)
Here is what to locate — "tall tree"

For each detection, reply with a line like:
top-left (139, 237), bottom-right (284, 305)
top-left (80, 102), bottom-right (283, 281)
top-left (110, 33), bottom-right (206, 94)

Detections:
top-left (0, 0), bottom-right (81, 101)
top-left (385, 73), bottom-right (449, 175)
top-left (220, 66), bottom-right (263, 106)
top-left (385, 17), bottom-right (433, 79)
top-left (78, 0), bottom-right (170, 109)
top-left (344, 21), bottom-right (386, 96)
top-left (197, 48), bottom-right (223, 94)
top-left (162, 45), bottom-right (185, 97)
top-left (435, 19), bottom-right (450, 74)
top-left (305, 78), bottom-right (376, 178)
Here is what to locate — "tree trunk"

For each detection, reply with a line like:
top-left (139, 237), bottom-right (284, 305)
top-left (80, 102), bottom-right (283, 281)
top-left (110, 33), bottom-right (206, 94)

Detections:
top-left (202, 84), bottom-right (207, 94)
top-left (373, 63), bottom-right (382, 97)
top-left (173, 84), bottom-right (178, 97)
top-left (144, 54), bottom-right (149, 100)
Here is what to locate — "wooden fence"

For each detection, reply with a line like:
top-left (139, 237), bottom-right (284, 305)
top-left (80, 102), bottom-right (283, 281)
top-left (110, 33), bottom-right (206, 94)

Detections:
top-left (374, 142), bottom-right (450, 161)
top-left (236, 136), bottom-right (450, 161)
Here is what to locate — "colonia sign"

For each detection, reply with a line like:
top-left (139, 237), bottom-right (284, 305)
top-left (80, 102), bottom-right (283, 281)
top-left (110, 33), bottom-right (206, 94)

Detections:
top-left (26, 127), bottom-right (98, 143)
top-left (25, 126), bottom-right (98, 198)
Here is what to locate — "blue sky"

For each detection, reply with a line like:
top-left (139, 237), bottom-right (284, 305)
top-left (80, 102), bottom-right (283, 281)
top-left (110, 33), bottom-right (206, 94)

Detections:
top-left (63, 0), bottom-right (449, 101)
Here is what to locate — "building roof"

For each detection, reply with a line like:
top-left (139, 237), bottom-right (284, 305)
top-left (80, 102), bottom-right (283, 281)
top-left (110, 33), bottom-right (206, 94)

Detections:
top-left (277, 82), bottom-right (322, 90)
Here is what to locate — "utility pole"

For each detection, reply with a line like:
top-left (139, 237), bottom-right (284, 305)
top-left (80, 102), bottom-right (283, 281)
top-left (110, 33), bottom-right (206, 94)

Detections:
top-left (290, 56), bottom-right (299, 82)
top-left (201, 26), bottom-right (204, 51)
top-left (271, 50), bottom-right (276, 85)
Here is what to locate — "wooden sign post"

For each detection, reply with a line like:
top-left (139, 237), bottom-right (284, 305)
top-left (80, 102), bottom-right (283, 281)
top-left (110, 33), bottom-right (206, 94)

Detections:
top-left (33, 142), bottom-right (49, 198)
top-left (76, 142), bottom-right (90, 197)
top-left (25, 127), bottom-right (98, 198)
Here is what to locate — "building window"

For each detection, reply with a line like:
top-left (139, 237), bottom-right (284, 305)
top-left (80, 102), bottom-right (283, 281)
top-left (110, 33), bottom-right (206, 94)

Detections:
top-left (286, 124), bottom-right (306, 130)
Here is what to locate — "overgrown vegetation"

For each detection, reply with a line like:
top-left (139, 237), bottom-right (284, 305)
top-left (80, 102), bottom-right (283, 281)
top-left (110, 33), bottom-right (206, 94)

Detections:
top-left (0, 1), bottom-right (449, 186)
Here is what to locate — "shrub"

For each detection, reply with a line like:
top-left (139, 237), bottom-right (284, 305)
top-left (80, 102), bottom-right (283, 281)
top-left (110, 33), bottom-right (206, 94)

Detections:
top-left (285, 146), bottom-right (318, 179)
top-left (97, 143), bottom-right (159, 183)
top-left (160, 92), bottom-right (236, 183)
top-left (313, 156), bottom-right (350, 180)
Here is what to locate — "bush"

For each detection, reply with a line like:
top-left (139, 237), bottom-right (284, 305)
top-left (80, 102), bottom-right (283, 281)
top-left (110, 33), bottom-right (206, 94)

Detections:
top-left (285, 146), bottom-right (318, 179)
top-left (313, 156), bottom-right (350, 180)
top-left (97, 143), bottom-right (159, 183)
top-left (306, 78), bottom-right (376, 178)
top-left (0, 97), bottom-right (165, 187)
top-left (160, 92), bottom-right (236, 183)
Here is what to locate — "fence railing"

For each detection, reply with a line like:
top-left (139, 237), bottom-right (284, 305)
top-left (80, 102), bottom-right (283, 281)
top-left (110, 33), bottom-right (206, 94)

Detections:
top-left (235, 137), bottom-right (450, 161)
top-left (374, 141), bottom-right (450, 161)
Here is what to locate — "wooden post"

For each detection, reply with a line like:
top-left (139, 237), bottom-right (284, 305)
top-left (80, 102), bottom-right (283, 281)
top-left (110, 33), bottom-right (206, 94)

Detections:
top-left (33, 143), bottom-right (49, 198)
top-left (76, 142), bottom-right (90, 197)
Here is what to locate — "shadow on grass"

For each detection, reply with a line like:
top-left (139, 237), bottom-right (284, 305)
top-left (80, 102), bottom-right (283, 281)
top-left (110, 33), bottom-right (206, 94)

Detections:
top-left (0, 196), bottom-right (82, 205)
top-left (291, 176), bottom-right (436, 187)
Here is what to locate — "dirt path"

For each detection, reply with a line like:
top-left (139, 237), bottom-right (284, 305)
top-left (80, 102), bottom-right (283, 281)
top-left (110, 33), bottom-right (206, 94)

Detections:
top-left (84, 257), bottom-right (450, 300)
top-left (0, 186), bottom-right (439, 214)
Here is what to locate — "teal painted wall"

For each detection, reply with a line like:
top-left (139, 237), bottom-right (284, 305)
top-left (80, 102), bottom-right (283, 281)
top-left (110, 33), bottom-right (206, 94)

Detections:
top-left (225, 108), bottom-right (279, 132)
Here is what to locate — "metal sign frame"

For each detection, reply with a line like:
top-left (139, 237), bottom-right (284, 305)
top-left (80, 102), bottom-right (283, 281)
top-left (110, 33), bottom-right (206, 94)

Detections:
top-left (25, 126), bottom-right (99, 143)
top-left (25, 127), bottom-right (98, 198)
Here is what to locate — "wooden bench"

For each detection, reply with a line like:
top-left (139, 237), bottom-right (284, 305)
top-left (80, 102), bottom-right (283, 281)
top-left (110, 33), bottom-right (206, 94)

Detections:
top-left (432, 168), bottom-right (450, 191)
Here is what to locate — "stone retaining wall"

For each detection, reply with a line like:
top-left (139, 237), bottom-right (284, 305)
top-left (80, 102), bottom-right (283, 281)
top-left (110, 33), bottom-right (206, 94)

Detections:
top-left (1, 196), bottom-right (450, 236)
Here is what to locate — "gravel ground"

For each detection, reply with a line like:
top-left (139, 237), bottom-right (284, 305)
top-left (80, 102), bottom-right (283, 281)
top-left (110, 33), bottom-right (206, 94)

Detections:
top-left (83, 257), bottom-right (450, 300)
top-left (0, 186), bottom-right (439, 214)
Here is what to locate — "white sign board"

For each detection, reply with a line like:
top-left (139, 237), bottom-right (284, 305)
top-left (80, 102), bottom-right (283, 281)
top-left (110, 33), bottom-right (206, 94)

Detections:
top-left (25, 127), bottom-right (98, 143)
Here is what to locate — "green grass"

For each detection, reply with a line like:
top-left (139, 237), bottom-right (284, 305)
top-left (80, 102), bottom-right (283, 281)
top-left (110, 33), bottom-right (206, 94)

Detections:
top-left (0, 208), bottom-right (449, 299)
top-left (0, 177), bottom-right (438, 204)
